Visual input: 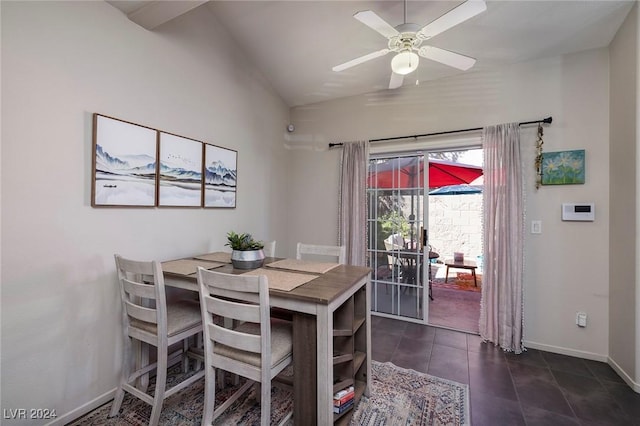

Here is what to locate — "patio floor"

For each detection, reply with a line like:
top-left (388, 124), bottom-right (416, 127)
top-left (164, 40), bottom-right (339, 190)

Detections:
top-left (371, 275), bottom-right (481, 333)
top-left (429, 283), bottom-right (481, 333)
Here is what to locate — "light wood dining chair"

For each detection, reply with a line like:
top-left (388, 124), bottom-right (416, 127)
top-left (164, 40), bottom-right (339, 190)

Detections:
top-left (296, 242), bottom-right (346, 264)
top-left (110, 255), bottom-right (204, 426)
top-left (196, 268), bottom-right (293, 426)
top-left (263, 240), bottom-right (276, 257)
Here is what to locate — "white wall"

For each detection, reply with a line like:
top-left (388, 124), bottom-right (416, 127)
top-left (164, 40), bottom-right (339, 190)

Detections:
top-left (285, 147), bottom-right (341, 251)
top-left (1, 1), bottom-right (290, 423)
top-left (609, 2), bottom-right (639, 387)
top-left (290, 48), bottom-right (612, 360)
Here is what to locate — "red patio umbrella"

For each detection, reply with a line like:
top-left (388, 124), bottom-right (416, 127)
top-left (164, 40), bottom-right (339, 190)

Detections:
top-left (368, 157), bottom-right (483, 189)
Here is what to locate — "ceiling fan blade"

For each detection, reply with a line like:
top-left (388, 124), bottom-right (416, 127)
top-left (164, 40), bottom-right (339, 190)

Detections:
top-left (417, 0), bottom-right (486, 40)
top-left (354, 10), bottom-right (399, 39)
top-left (333, 49), bottom-right (390, 72)
top-left (418, 46), bottom-right (476, 70)
top-left (389, 72), bottom-right (404, 89)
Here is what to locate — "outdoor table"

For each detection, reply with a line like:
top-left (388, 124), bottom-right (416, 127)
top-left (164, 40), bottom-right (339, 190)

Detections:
top-left (444, 259), bottom-right (478, 287)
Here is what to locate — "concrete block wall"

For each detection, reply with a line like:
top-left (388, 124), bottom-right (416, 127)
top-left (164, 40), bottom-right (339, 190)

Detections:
top-left (428, 194), bottom-right (483, 264)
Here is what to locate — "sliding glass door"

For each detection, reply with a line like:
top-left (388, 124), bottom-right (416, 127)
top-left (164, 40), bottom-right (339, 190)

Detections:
top-left (367, 155), bottom-right (429, 323)
top-left (367, 148), bottom-right (484, 326)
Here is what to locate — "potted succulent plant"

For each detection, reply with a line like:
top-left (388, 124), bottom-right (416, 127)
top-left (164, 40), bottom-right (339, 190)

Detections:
top-left (226, 231), bottom-right (265, 269)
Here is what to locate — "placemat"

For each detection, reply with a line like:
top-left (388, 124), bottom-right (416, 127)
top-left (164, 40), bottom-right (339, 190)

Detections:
top-left (193, 252), bottom-right (232, 264)
top-left (266, 258), bottom-right (339, 274)
top-left (162, 259), bottom-right (226, 276)
top-left (242, 268), bottom-right (319, 292)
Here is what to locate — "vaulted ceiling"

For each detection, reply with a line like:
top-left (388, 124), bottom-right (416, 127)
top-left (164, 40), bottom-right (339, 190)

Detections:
top-left (107, 1), bottom-right (635, 107)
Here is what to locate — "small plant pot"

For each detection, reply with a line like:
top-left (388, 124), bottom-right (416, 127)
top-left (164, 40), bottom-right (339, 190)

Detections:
top-left (231, 249), bottom-right (265, 269)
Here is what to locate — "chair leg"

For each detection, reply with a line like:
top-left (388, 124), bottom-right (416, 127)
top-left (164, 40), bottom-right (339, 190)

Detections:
top-left (109, 337), bottom-right (132, 417)
top-left (428, 264), bottom-right (434, 301)
top-left (277, 411), bottom-right (293, 426)
top-left (255, 382), bottom-right (262, 404)
top-left (260, 380), bottom-right (270, 426)
top-left (202, 364), bottom-right (216, 426)
top-left (136, 340), bottom-right (149, 392)
top-left (195, 332), bottom-right (203, 371)
top-left (108, 386), bottom-right (126, 418)
top-left (148, 347), bottom-right (168, 426)
top-left (213, 380), bottom-right (253, 420)
top-left (182, 338), bottom-right (189, 373)
top-left (216, 369), bottom-right (225, 390)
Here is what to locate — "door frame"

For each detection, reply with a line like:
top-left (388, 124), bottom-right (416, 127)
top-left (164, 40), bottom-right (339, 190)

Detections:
top-left (368, 137), bottom-right (483, 326)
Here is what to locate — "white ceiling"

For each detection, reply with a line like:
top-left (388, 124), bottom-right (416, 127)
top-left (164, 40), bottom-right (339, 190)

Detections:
top-left (107, 1), bottom-right (635, 108)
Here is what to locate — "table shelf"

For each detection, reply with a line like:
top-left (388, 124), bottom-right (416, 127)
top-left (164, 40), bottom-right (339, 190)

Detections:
top-left (332, 285), bottom-right (369, 425)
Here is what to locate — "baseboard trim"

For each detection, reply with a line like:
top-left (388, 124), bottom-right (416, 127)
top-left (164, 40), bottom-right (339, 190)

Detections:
top-left (522, 340), bottom-right (608, 362)
top-left (608, 356), bottom-right (640, 393)
top-left (45, 388), bottom-right (116, 426)
top-left (524, 340), bottom-right (640, 393)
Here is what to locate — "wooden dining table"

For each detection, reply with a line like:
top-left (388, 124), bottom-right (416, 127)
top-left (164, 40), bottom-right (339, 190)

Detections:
top-left (162, 255), bottom-right (371, 425)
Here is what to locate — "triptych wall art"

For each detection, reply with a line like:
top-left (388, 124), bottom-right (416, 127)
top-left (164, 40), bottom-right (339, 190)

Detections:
top-left (92, 114), bottom-right (237, 208)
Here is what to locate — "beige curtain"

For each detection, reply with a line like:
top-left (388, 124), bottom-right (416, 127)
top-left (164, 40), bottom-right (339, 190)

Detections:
top-left (338, 141), bottom-right (369, 266)
top-left (480, 123), bottom-right (524, 353)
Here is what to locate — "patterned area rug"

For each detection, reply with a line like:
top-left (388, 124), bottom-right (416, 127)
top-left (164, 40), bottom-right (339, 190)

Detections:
top-left (431, 278), bottom-right (481, 293)
top-left (70, 361), bottom-right (469, 425)
top-left (354, 362), bottom-right (470, 426)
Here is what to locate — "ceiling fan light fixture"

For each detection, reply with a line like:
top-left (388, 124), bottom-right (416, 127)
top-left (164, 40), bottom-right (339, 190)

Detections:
top-left (391, 51), bottom-right (419, 75)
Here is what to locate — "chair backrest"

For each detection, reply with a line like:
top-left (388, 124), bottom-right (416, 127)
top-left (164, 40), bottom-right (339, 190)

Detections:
top-left (383, 240), bottom-right (396, 267)
top-left (296, 243), bottom-right (346, 264)
top-left (385, 233), bottom-right (405, 248)
top-left (114, 254), bottom-right (167, 344)
top-left (263, 240), bottom-right (276, 257)
top-left (196, 268), bottom-right (271, 378)
top-left (384, 234), bottom-right (405, 266)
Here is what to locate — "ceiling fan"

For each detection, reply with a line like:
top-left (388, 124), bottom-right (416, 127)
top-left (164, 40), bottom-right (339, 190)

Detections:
top-left (333, 0), bottom-right (487, 89)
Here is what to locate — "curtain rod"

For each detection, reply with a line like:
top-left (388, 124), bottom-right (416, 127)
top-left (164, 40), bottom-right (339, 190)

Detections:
top-left (328, 116), bottom-right (553, 148)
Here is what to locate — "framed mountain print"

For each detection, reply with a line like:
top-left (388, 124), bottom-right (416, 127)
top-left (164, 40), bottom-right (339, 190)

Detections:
top-left (92, 114), bottom-right (158, 207)
top-left (203, 143), bottom-right (237, 208)
top-left (158, 132), bottom-right (203, 207)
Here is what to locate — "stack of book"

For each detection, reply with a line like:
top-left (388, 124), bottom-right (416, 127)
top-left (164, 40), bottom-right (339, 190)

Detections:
top-left (333, 385), bottom-right (355, 414)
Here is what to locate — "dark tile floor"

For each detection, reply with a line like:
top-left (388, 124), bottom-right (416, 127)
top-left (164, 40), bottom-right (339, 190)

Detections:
top-left (371, 316), bottom-right (640, 426)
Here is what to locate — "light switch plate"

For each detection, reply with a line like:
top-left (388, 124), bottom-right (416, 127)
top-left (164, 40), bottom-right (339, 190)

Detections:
top-left (531, 220), bottom-right (542, 234)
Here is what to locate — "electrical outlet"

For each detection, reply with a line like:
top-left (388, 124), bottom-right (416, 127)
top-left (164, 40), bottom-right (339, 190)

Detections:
top-left (576, 312), bottom-right (587, 327)
top-left (531, 220), bottom-right (542, 234)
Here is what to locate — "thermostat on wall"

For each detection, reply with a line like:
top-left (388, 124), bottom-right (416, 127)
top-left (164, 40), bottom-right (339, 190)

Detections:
top-left (562, 203), bottom-right (595, 221)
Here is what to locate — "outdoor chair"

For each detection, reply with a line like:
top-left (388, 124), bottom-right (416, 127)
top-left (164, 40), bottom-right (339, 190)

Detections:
top-left (383, 234), bottom-right (406, 278)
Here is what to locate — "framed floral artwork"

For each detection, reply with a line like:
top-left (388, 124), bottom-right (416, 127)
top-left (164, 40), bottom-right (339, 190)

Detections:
top-left (541, 149), bottom-right (585, 185)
